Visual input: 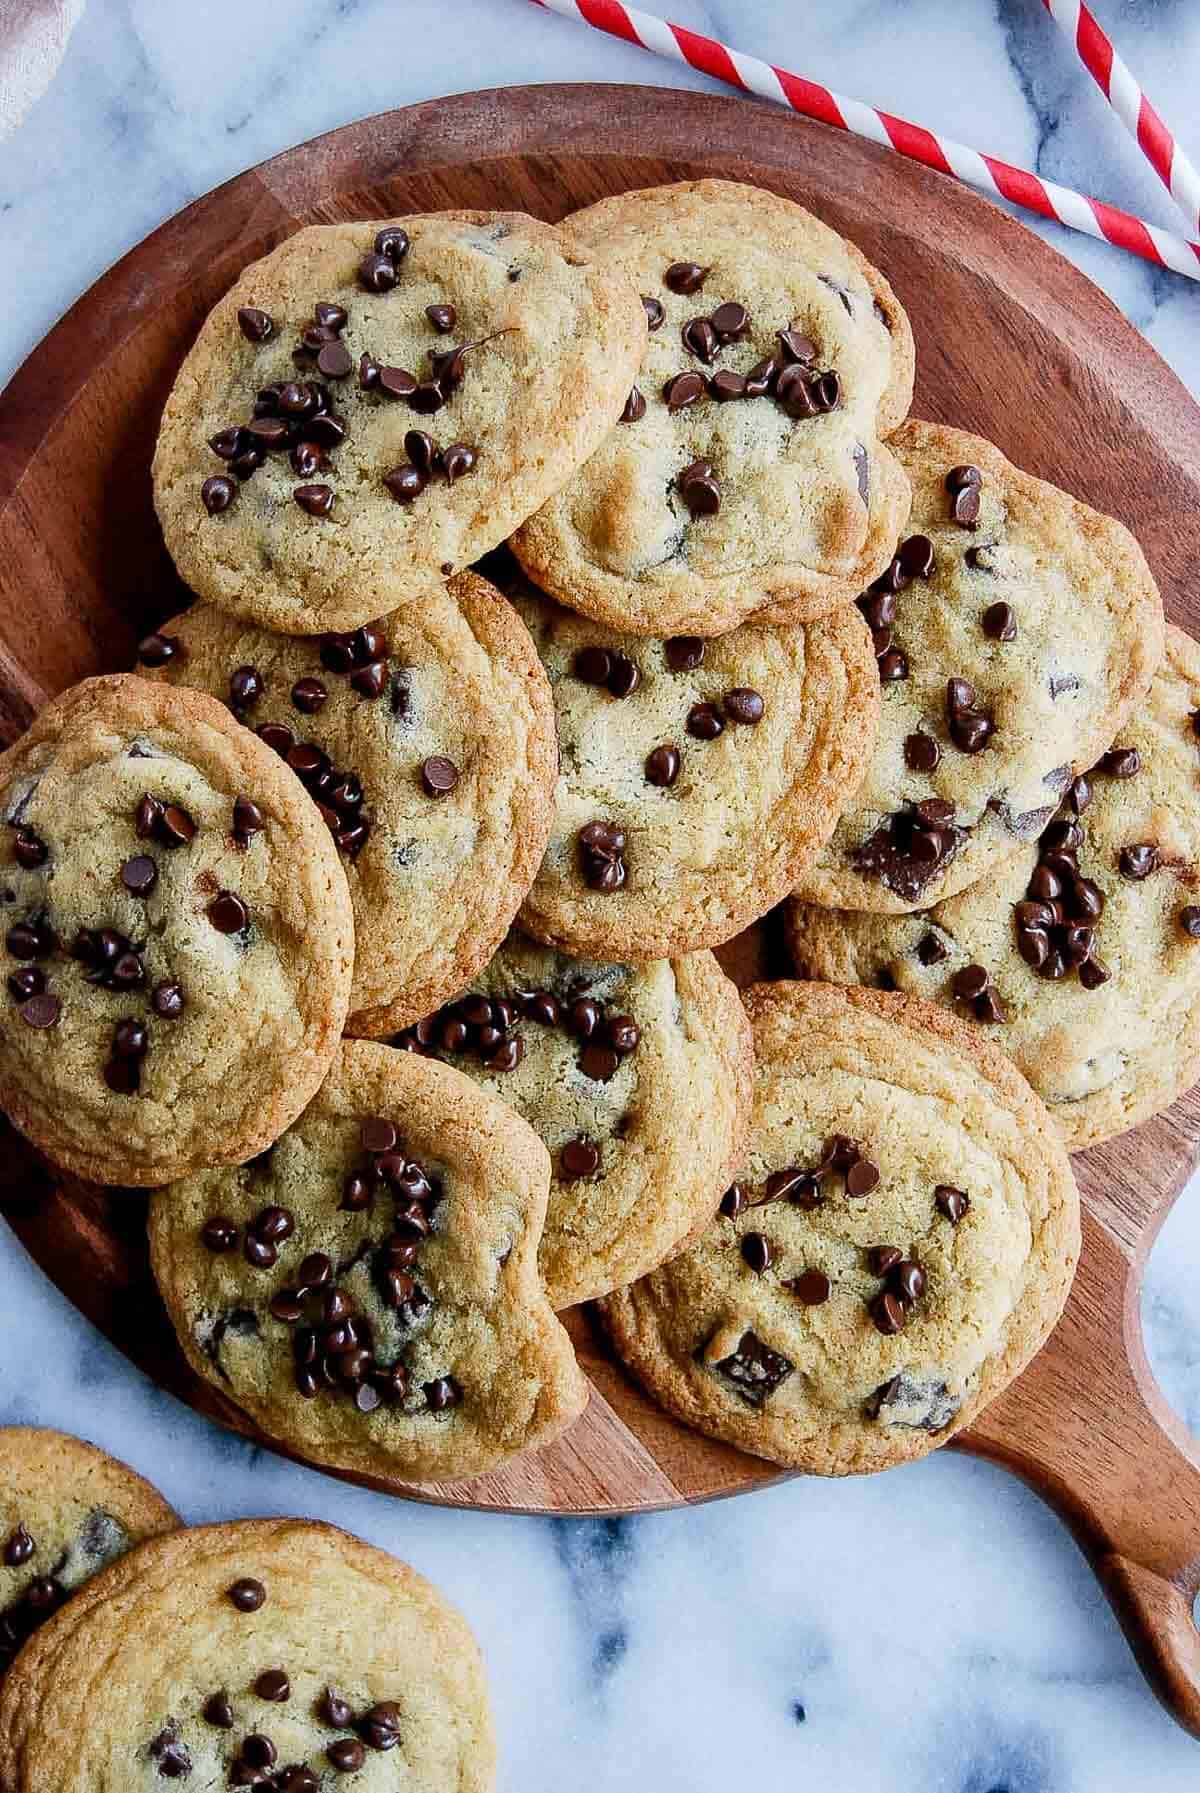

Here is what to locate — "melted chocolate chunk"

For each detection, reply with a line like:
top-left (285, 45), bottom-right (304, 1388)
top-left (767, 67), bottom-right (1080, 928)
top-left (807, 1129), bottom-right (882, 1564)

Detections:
top-left (708, 1328), bottom-right (793, 1408)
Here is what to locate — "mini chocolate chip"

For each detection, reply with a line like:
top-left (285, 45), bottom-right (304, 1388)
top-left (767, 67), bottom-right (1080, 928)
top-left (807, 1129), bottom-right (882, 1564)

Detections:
top-left (294, 483), bottom-right (334, 518)
top-left (620, 386), bottom-right (646, 423)
top-left (608, 1016), bottom-right (640, 1055)
top-left (113, 1018), bottom-right (148, 1059)
top-left (561, 1137), bottom-right (600, 1179)
top-left (232, 797), bottom-right (265, 847)
top-left (982, 601), bottom-right (1017, 641)
top-left (791, 1269), bottom-right (830, 1305)
top-left (1097, 746), bottom-right (1140, 778)
top-left (686, 702), bottom-right (724, 741)
top-left (664, 261), bottom-right (706, 293)
top-left (665, 636), bottom-right (705, 672)
top-left (487, 1036), bottom-right (524, 1073)
top-left (741, 1232), bottom-right (772, 1274)
top-left (238, 306), bottom-right (274, 342)
top-left (663, 371), bottom-right (705, 412)
top-left (202, 475), bottom-right (236, 515)
top-left (723, 688), bottom-right (764, 725)
top-left (255, 1668), bottom-right (290, 1702)
top-left (893, 1259), bottom-right (926, 1304)
top-left (947, 464), bottom-right (982, 491)
top-left (228, 1577), bottom-right (266, 1611)
top-left (202, 1216), bottom-right (238, 1252)
top-left (291, 677), bottom-right (327, 714)
top-left (1119, 842), bottom-right (1158, 880)
top-left (420, 756), bottom-right (459, 797)
top-left (208, 891), bottom-right (248, 934)
top-left (645, 744), bottom-right (681, 787)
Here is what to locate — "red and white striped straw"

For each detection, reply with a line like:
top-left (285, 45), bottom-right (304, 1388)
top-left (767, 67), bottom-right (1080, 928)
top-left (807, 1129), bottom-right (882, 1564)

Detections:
top-left (528, 0), bottom-right (1200, 283)
top-left (1042, 0), bottom-right (1200, 236)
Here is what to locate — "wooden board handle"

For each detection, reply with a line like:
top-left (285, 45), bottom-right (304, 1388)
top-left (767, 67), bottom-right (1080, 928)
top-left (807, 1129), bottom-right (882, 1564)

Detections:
top-left (964, 1210), bottom-right (1200, 1736)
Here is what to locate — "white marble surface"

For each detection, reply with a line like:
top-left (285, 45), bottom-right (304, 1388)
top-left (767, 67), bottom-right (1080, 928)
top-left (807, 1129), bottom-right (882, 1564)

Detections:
top-left (1, 2), bottom-right (1200, 1786)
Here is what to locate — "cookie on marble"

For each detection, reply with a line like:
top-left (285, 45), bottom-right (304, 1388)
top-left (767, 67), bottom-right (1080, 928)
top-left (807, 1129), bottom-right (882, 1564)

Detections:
top-left (512, 178), bottom-right (914, 637)
top-left (600, 981), bottom-right (1080, 1473)
top-left (153, 212), bottom-right (646, 634)
top-left (0, 1517), bottom-right (494, 1791)
top-left (791, 421), bottom-right (1164, 913)
top-left (0, 675), bottom-right (353, 1186)
top-left (149, 1040), bottom-right (588, 1485)
top-left (0, 1427), bottom-right (176, 1680)
top-left (139, 570), bottom-right (556, 1036)
top-left (390, 934), bottom-right (754, 1308)
top-left (788, 626), bottom-right (1200, 1150)
top-left (499, 563), bottom-right (878, 961)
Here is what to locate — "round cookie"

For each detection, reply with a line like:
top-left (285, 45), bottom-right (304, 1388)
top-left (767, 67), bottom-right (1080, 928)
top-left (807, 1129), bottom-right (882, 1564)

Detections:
top-left (390, 934), bottom-right (754, 1309)
top-left (791, 420), bottom-right (1164, 913)
top-left (512, 178), bottom-right (914, 636)
top-left (599, 981), bottom-right (1080, 1474)
top-left (500, 564), bottom-right (879, 961)
top-left (0, 675), bottom-right (353, 1186)
top-left (0, 1518), bottom-right (494, 1791)
top-left (149, 1040), bottom-right (588, 1486)
top-left (1, 1428), bottom-right (176, 1680)
top-left (153, 211), bottom-right (646, 634)
top-left (140, 571), bottom-right (556, 1036)
top-left (788, 626), bottom-right (1200, 1151)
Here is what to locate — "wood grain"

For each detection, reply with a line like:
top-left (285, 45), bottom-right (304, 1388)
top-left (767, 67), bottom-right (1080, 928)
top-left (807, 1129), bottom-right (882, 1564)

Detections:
top-left (0, 82), bottom-right (1198, 1735)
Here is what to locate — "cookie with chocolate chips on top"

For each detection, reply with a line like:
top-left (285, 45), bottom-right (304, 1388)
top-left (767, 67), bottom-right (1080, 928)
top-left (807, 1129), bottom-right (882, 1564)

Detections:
top-left (0, 1428), bottom-right (176, 1682)
top-left (0, 1518), bottom-right (494, 1792)
top-left (600, 981), bottom-right (1079, 1473)
top-left (149, 1040), bottom-right (587, 1485)
top-left (791, 421), bottom-right (1163, 913)
top-left (513, 178), bottom-right (914, 636)
top-left (390, 934), bottom-right (753, 1309)
top-left (153, 212), bottom-right (646, 634)
top-left (140, 570), bottom-right (556, 1036)
top-left (0, 675), bottom-right (353, 1186)
top-left (500, 562), bottom-right (878, 961)
top-left (788, 626), bottom-right (1200, 1150)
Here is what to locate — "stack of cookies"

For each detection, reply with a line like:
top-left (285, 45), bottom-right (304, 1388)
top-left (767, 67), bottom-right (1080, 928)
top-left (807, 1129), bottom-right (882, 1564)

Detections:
top-left (0, 178), bottom-right (1184, 1487)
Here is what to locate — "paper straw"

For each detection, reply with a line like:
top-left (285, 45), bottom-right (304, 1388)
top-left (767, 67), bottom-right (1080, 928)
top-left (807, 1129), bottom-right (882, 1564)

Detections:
top-left (1042, 0), bottom-right (1200, 236)
top-left (528, 0), bottom-right (1200, 283)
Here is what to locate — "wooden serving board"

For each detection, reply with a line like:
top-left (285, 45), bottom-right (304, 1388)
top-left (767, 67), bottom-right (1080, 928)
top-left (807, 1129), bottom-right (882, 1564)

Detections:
top-left (1, 82), bottom-right (1199, 1734)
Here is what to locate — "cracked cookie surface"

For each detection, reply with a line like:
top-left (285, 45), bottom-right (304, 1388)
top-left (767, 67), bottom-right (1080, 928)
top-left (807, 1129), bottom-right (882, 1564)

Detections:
top-left (149, 1041), bottom-right (587, 1486)
top-left (0, 675), bottom-right (353, 1186)
top-left (153, 211), bottom-right (646, 634)
top-left (142, 571), bottom-right (555, 1036)
top-left (599, 981), bottom-right (1079, 1473)
top-left (390, 935), bottom-right (754, 1309)
top-left (0, 1428), bottom-right (176, 1681)
top-left (0, 1518), bottom-right (494, 1792)
top-left (502, 565), bottom-right (878, 961)
top-left (789, 626), bottom-right (1200, 1150)
top-left (513, 179), bottom-right (914, 636)
top-left (791, 421), bottom-right (1163, 913)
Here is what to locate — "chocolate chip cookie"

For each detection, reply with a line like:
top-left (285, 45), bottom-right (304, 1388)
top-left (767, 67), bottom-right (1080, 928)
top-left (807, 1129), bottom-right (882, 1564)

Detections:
top-left (153, 212), bottom-right (646, 634)
top-left (512, 179), bottom-right (914, 636)
top-left (0, 1517), bottom-right (494, 1791)
top-left (499, 564), bottom-right (878, 961)
top-left (388, 934), bottom-right (753, 1309)
top-left (149, 1040), bottom-right (588, 1485)
top-left (139, 571), bottom-right (556, 1036)
top-left (791, 421), bottom-right (1164, 913)
top-left (0, 675), bottom-right (353, 1186)
top-left (1, 1428), bottom-right (176, 1681)
top-left (788, 626), bottom-right (1200, 1150)
top-left (600, 981), bottom-right (1079, 1473)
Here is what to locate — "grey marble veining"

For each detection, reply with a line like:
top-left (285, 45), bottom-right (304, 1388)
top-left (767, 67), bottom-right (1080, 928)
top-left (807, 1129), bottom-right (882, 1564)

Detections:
top-left (1, 3), bottom-right (1199, 1787)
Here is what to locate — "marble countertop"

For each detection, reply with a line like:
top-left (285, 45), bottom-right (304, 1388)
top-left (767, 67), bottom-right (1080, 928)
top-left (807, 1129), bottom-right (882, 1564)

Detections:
top-left (2, 3), bottom-right (1199, 1787)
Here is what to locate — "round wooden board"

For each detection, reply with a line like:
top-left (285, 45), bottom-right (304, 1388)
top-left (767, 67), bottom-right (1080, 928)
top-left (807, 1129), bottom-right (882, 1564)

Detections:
top-left (2, 82), bottom-right (1200, 1731)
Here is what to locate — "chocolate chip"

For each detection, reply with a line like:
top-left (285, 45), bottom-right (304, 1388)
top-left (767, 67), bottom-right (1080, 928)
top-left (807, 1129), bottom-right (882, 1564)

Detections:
top-left (8, 966), bottom-right (44, 1001)
top-left (845, 1158), bottom-right (879, 1197)
top-left (208, 891), bottom-right (248, 934)
top-left (791, 1270), bottom-right (830, 1305)
top-left (776, 327), bottom-right (817, 366)
top-left (645, 744), bottom-right (680, 787)
top-left (232, 797), bottom-right (265, 848)
top-left (710, 300), bottom-right (749, 340)
top-left (774, 363), bottom-right (818, 418)
top-left (580, 1043), bottom-right (620, 1081)
top-left (1119, 842), bottom-right (1158, 880)
top-left (868, 1244), bottom-right (903, 1276)
top-left (709, 370), bottom-right (749, 402)
top-left (150, 1733), bottom-right (191, 1778)
top-left (350, 660), bottom-right (388, 700)
top-left (442, 442), bottom-right (477, 483)
top-left (6, 917), bottom-right (55, 960)
top-left (951, 485), bottom-right (980, 527)
top-left (724, 688), bottom-right (764, 725)
top-left (561, 1137), bottom-right (600, 1179)
top-left (120, 854), bottom-right (157, 895)
top-left (319, 1687), bottom-right (354, 1729)
top-left (712, 1329), bottom-right (793, 1407)
top-left (328, 1738), bottom-right (366, 1772)
top-left (663, 371), bottom-right (705, 412)
top-left (420, 755), bottom-right (459, 797)
top-left (682, 316), bottom-right (718, 361)
top-left (870, 1291), bottom-right (906, 1335)
top-left (362, 1116), bottom-right (398, 1154)
top-left (607, 652), bottom-right (640, 699)
top-left (316, 340), bottom-right (352, 379)
top-left (982, 601), bottom-right (1017, 641)
top-left (202, 1217), bottom-right (238, 1252)
top-left (358, 251), bottom-right (398, 292)
top-left (383, 464), bottom-right (425, 504)
top-left (424, 1377), bottom-right (462, 1413)
top-left (577, 820), bottom-right (626, 892)
top-left (136, 632), bottom-right (184, 667)
top-left (1180, 906), bottom-right (1200, 938)
top-left (935, 1185), bottom-right (970, 1224)
top-left (741, 1232), bottom-right (772, 1274)
top-left (1078, 954), bottom-right (1112, 989)
top-left (486, 1036), bottom-right (524, 1073)
top-left (237, 307), bottom-right (274, 342)
top-left (904, 731), bottom-right (940, 772)
top-left (567, 997), bottom-right (600, 1039)
top-left (243, 1233), bottom-right (276, 1269)
top-left (1097, 746), bottom-right (1140, 779)
top-left (665, 636), bottom-right (705, 672)
top-left (294, 483), bottom-right (334, 518)
top-left (254, 1205), bottom-right (293, 1243)
top-left (202, 475), bottom-right (236, 515)
top-left (241, 1734), bottom-right (277, 1769)
top-left (375, 226), bottom-right (410, 263)
top-left (877, 648), bottom-right (909, 682)
top-left (686, 703), bottom-right (723, 741)
top-left (113, 1018), bottom-right (147, 1060)
top-left (255, 1668), bottom-right (290, 1702)
top-left (425, 302), bottom-right (456, 333)
top-left (893, 1259), bottom-right (925, 1304)
top-left (720, 1182), bottom-right (747, 1219)
top-left (664, 261), bottom-right (706, 293)
top-left (291, 677), bottom-right (327, 714)
top-left (3, 1523), bottom-right (34, 1567)
top-left (608, 1015), bottom-right (640, 1055)
top-left (12, 826), bottom-right (47, 868)
top-left (946, 464), bottom-right (982, 491)
top-left (228, 1577), bottom-right (266, 1611)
